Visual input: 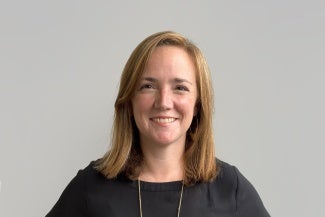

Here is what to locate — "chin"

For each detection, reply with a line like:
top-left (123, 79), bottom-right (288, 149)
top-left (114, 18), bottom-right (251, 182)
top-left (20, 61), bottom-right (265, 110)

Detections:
top-left (153, 135), bottom-right (184, 146)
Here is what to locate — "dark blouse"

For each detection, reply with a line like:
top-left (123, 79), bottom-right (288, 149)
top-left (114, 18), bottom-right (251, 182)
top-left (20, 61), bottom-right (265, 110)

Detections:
top-left (46, 160), bottom-right (270, 217)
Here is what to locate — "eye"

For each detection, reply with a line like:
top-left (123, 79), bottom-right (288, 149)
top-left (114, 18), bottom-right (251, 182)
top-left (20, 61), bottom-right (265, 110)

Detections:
top-left (139, 83), bottom-right (154, 90)
top-left (176, 85), bottom-right (189, 91)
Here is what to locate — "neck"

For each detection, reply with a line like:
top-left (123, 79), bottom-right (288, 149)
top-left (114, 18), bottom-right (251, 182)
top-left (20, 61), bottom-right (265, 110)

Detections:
top-left (139, 141), bottom-right (185, 182)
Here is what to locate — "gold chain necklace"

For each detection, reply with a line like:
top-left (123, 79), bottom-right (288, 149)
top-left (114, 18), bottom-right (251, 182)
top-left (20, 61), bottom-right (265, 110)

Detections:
top-left (138, 179), bottom-right (184, 217)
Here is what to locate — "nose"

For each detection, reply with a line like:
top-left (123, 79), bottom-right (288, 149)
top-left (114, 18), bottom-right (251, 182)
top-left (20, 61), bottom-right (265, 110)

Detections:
top-left (154, 88), bottom-right (172, 110)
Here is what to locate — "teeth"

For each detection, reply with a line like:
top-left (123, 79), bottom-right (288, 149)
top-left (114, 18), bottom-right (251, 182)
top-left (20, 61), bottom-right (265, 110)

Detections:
top-left (152, 118), bottom-right (176, 123)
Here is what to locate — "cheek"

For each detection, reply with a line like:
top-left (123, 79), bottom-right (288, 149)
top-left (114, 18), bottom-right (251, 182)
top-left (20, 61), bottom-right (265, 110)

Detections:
top-left (176, 97), bottom-right (197, 116)
top-left (132, 95), bottom-right (153, 113)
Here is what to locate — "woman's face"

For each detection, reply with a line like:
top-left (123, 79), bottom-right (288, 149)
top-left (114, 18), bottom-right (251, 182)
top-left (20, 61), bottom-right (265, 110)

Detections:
top-left (131, 46), bottom-right (197, 149)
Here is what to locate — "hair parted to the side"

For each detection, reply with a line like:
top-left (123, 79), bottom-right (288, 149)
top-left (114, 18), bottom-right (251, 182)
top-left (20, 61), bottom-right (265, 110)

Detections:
top-left (95, 31), bottom-right (218, 185)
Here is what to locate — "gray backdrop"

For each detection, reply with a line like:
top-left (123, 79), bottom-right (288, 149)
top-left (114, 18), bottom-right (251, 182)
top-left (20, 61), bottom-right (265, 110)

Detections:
top-left (1, 0), bottom-right (324, 216)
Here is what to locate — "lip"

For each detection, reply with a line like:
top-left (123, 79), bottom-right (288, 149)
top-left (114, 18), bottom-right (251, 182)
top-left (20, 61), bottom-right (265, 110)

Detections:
top-left (150, 116), bottom-right (178, 124)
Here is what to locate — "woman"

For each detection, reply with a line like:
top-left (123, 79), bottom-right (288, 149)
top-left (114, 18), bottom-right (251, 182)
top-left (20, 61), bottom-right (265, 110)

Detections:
top-left (46, 31), bottom-right (270, 217)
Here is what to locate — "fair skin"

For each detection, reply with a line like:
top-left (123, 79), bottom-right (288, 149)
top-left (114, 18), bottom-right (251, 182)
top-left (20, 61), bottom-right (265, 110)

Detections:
top-left (131, 46), bottom-right (197, 182)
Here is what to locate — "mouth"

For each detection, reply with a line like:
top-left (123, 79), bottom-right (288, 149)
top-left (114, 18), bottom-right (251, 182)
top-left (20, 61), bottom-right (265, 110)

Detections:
top-left (150, 117), bottom-right (177, 123)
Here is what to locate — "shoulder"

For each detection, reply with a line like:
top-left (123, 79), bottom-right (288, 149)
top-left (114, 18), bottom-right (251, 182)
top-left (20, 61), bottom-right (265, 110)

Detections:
top-left (213, 159), bottom-right (237, 191)
top-left (213, 159), bottom-right (270, 217)
top-left (73, 160), bottom-right (112, 191)
top-left (46, 161), bottom-right (106, 217)
top-left (76, 161), bottom-right (103, 181)
top-left (216, 159), bottom-right (236, 181)
top-left (57, 161), bottom-right (100, 196)
top-left (65, 161), bottom-right (103, 189)
top-left (214, 159), bottom-right (257, 193)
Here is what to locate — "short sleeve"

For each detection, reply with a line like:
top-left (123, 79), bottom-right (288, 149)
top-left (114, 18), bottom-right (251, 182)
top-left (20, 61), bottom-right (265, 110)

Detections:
top-left (234, 166), bottom-right (270, 217)
top-left (46, 170), bottom-right (88, 217)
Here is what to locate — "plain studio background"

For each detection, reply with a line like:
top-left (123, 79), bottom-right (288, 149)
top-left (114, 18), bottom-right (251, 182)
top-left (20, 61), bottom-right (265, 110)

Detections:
top-left (0, 0), bottom-right (324, 216)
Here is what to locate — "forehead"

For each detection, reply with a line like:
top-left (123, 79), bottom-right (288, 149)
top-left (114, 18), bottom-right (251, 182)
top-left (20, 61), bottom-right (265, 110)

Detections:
top-left (142, 46), bottom-right (196, 80)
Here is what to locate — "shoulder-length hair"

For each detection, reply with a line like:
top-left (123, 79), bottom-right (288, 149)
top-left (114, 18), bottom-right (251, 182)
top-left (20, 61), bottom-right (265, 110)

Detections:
top-left (96, 31), bottom-right (218, 185)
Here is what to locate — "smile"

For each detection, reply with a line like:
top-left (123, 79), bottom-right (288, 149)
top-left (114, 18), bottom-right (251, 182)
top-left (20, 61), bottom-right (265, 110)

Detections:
top-left (151, 117), bottom-right (177, 123)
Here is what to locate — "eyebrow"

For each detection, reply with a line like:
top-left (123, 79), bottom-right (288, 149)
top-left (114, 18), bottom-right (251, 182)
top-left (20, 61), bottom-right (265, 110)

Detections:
top-left (142, 77), bottom-right (193, 85)
top-left (143, 77), bottom-right (157, 82)
top-left (174, 78), bottom-right (193, 85)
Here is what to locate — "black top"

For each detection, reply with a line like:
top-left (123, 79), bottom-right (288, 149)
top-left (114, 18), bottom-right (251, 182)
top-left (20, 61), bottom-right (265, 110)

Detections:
top-left (46, 161), bottom-right (270, 217)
